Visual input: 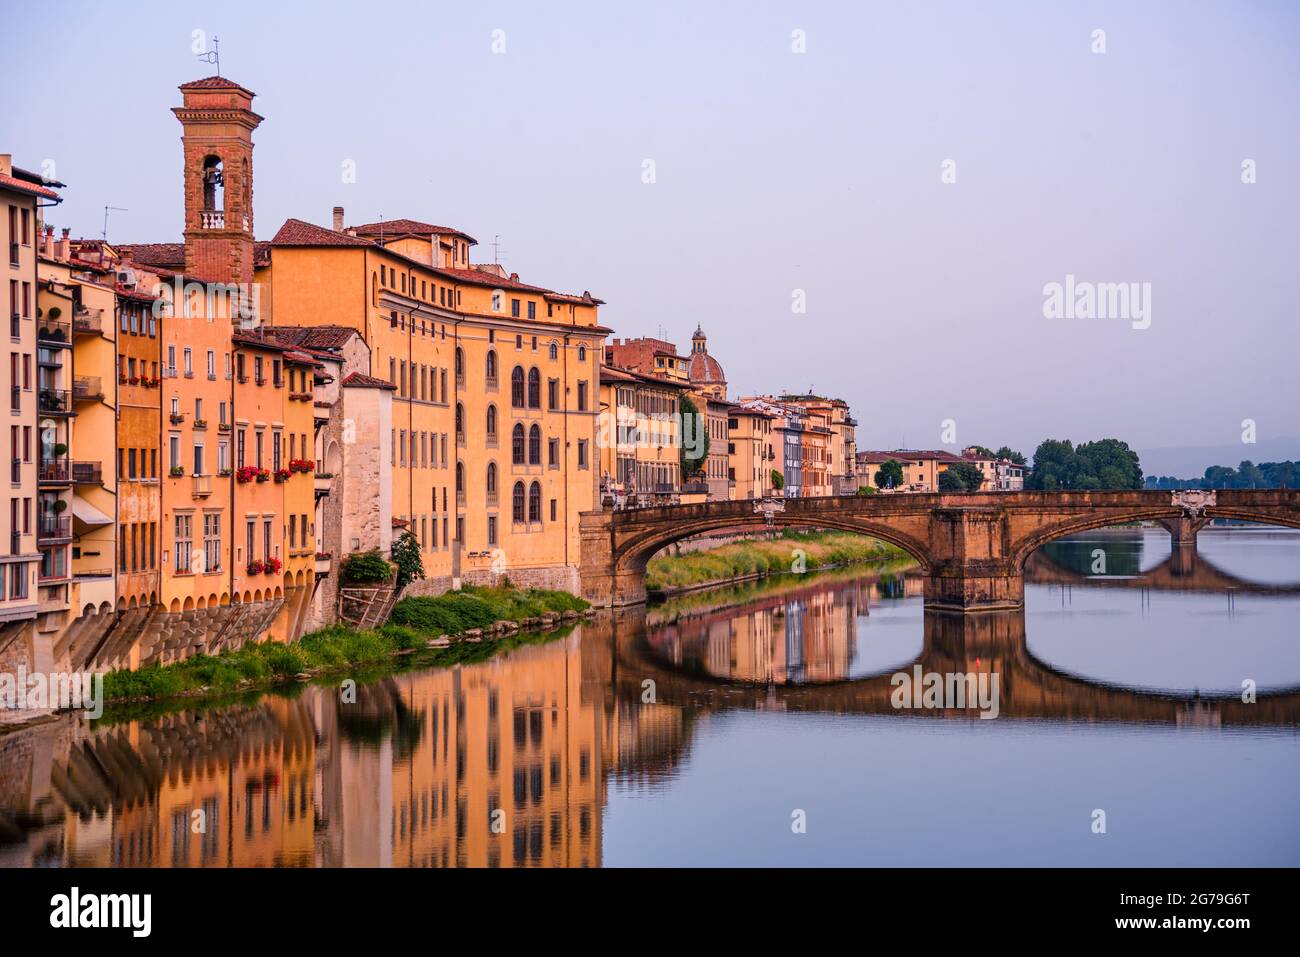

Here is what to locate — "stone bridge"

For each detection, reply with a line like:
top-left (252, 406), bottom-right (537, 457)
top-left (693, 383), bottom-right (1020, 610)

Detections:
top-left (579, 489), bottom-right (1300, 611)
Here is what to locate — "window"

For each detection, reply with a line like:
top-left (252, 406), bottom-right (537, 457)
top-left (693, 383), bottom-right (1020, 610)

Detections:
top-left (510, 367), bottom-right (525, 407)
top-left (511, 298), bottom-right (520, 318)
top-left (203, 514), bottom-right (221, 572)
top-left (547, 378), bottom-right (559, 409)
top-left (577, 380), bottom-right (589, 411)
top-left (528, 302), bottom-right (536, 320)
top-left (207, 350), bottom-right (216, 378)
top-left (487, 462), bottom-right (498, 497)
top-left (486, 350), bottom-right (497, 384)
top-left (455, 347), bottom-right (463, 381)
top-left (174, 514), bottom-right (193, 573)
top-left (578, 440), bottom-right (589, 468)
top-left (512, 424), bottom-right (525, 465)
top-left (527, 368), bottom-right (540, 408)
top-left (511, 482), bottom-right (525, 523)
top-left (487, 515), bottom-right (497, 546)
top-left (548, 438), bottom-right (559, 468)
top-left (528, 425), bottom-right (541, 465)
top-left (548, 342), bottom-right (557, 360)
top-left (486, 404), bottom-right (497, 439)
top-left (455, 403), bottom-right (464, 441)
top-left (578, 345), bottom-right (587, 362)
top-left (528, 482), bottom-right (542, 523)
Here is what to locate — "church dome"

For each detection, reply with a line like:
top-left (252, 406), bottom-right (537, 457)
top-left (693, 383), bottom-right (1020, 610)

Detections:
top-left (686, 325), bottom-right (726, 387)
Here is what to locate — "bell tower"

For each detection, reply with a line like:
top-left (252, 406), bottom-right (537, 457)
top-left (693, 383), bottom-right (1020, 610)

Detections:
top-left (172, 76), bottom-right (262, 284)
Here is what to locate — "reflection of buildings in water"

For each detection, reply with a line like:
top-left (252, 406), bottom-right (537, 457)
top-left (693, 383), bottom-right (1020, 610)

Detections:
top-left (650, 576), bottom-right (880, 685)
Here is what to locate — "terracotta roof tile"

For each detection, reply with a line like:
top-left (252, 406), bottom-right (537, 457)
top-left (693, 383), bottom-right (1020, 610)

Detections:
top-left (342, 371), bottom-right (396, 390)
top-left (0, 172), bottom-right (60, 201)
top-left (117, 243), bottom-right (186, 267)
top-left (352, 218), bottom-right (477, 245)
top-left (179, 75), bottom-right (256, 96)
top-left (261, 325), bottom-right (360, 350)
top-left (270, 218), bottom-right (372, 247)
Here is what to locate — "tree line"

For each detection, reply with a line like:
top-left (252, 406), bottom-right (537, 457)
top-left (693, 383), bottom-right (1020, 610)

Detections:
top-left (1145, 460), bottom-right (1298, 490)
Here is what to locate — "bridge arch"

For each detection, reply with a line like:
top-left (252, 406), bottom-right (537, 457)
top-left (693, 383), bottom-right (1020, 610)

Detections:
top-left (1010, 506), bottom-right (1181, 571)
top-left (614, 514), bottom-right (931, 579)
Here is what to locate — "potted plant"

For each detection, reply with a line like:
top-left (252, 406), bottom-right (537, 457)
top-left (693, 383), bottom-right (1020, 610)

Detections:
top-left (169, 465), bottom-right (185, 477)
top-left (246, 559), bottom-right (264, 575)
top-left (52, 443), bottom-right (68, 457)
top-left (236, 465), bottom-right (259, 483)
top-left (255, 468), bottom-right (271, 483)
top-left (51, 498), bottom-right (68, 513)
top-left (274, 468), bottom-right (291, 483)
top-left (264, 556), bottom-right (282, 575)
top-left (217, 468), bottom-right (232, 477)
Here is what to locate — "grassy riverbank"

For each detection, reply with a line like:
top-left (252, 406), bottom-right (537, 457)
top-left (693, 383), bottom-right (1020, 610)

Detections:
top-left (102, 584), bottom-right (589, 703)
top-left (645, 530), bottom-right (911, 594)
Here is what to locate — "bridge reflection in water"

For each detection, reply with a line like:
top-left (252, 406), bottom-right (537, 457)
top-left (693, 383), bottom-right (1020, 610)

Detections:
top-left (2, 549), bottom-right (1298, 868)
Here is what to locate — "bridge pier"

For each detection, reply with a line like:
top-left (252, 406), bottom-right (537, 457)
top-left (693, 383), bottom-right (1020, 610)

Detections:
top-left (923, 507), bottom-right (1023, 613)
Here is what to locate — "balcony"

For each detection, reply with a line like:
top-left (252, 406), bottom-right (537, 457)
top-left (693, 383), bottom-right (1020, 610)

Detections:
top-left (314, 472), bottom-right (332, 496)
top-left (38, 348), bottom-right (64, 370)
top-left (72, 308), bottom-right (104, 336)
top-left (314, 552), bottom-right (332, 577)
top-left (192, 419), bottom-right (208, 430)
top-left (38, 457), bottom-right (70, 484)
top-left (169, 412), bottom-right (185, 425)
top-left (37, 318), bottom-right (72, 347)
top-left (38, 515), bottom-right (72, 542)
top-left (73, 375), bottom-right (103, 403)
top-left (313, 402), bottom-right (329, 421)
top-left (192, 474), bottom-right (212, 498)
top-left (38, 389), bottom-right (73, 416)
top-left (71, 461), bottom-right (102, 485)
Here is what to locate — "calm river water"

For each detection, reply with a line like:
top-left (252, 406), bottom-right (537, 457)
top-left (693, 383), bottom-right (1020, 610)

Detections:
top-left (3, 527), bottom-right (1297, 867)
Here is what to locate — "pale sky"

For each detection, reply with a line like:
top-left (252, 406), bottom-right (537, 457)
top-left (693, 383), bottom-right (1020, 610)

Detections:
top-left (3, 0), bottom-right (1297, 461)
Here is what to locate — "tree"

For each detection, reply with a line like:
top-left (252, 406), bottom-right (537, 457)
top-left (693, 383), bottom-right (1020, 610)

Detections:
top-left (855, 485), bottom-right (877, 496)
top-left (678, 394), bottom-right (709, 479)
top-left (1027, 438), bottom-right (1142, 490)
top-left (391, 530), bottom-right (424, 589)
top-left (946, 462), bottom-right (982, 494)
top-left (874, 459), bottom-right (904, 489)
top-left (995, 446), bottom-right (1026, 465)
top-left (770, 469), bottom-right (784, 491)
top-left (968, 445), bottom-right (995, 458)
top-left (938, 470), bottom-right (967, 492)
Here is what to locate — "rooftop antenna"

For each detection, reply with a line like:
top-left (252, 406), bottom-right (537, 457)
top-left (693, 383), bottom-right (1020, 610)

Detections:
top-left (102, 205), bottom-right (128, 242)
top-left (491, 235), bottom-right (504, 264)
top-left (196, 35), bottom-right (221, 75)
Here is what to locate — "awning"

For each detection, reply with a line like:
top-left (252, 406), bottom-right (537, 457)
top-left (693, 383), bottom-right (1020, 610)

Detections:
top-left (72, 496), bottom-right (113, 531)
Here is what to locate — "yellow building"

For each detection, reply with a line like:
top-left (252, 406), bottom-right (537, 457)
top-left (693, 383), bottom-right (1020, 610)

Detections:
top-left (725, 404), bottom-right (774, 500)
top-left (0, 156), bottom-right (58, 636)
top-left (597, 364), bottom-right (687, 508)
top-left (257, 212), bottom-right (609, 590)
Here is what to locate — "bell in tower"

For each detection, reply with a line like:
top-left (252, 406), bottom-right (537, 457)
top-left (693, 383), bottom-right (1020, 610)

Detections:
top-left (173, 76), bottom-right (263, 285)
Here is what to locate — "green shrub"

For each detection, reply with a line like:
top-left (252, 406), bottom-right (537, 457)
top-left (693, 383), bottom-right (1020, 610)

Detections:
top-left (340, 549), bottom-right (393, 584)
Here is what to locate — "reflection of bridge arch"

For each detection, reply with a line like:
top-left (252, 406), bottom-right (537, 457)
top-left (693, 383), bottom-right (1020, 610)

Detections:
top-left (580, 489), bottom-right (1300, 611)
top-left (1025, 547), bottom-right (1300, 595)
top-left (606, 606), bottom-right (1300, 728)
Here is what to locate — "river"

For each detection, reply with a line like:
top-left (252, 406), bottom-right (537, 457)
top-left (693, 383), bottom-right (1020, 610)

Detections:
top-left (2, 526), bottom-right (1297, 867)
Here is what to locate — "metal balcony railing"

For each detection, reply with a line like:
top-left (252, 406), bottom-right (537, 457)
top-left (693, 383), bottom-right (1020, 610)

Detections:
top-left (72, 308), bottom-right (103, 336)
top-left (38, 389), bottom-right (72, 415)
top-left (37, 318), bottom-right (72, 346)
top-left (71, 461), bottom-right (102, 485)
top-left (73, 375), bottom-right (102, 402)
top-left (38, 457), bottom-right (69, 483)
top-left (38, 516), bottom-right (71, 541)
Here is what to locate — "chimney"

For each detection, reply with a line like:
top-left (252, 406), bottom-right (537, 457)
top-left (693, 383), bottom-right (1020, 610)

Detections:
top-left (59, 228), bottom-right (71, 262)
top-left (0, 154), bottom-right (10, 177)
top-left (332, 206), bottom-right (344, 231)
top-left (43, 224), bottom-right (54, 259)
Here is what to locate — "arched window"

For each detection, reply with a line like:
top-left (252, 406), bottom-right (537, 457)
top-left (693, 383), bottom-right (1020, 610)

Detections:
top-left (455, 346), bottom-right (463, 374)
top-left (455, 462), bottom-right (464, 495)
top-left (512, 482), bottom-right (525, 522)
top-left (528, 482), bottom-right (542, 523)
top-left (486, 404), bottom-right (497, 437)
top-left (527, 367), bottom-right (540, 408)
top-left (486, 349), bottom-right (497, 383)
top-left (528, 424), bottom-right (541, 465)
top-left (548, 342), bottom-right (558, 361)
top-left (511, 366), bottom-right (525, 407)
top-left (578, 345), bottom-right (587, 362)
top-left (512, 424), bottom-right (525, 464)
top-left (486, 462), bottom-right (497, 496)
top-left (455, 402), bottom-right (464, 438)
